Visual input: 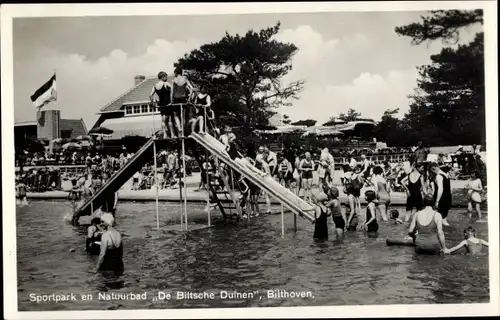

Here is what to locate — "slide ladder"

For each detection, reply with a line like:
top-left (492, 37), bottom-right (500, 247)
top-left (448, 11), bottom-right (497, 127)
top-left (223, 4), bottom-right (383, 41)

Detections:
top-left (72, 137), bottom-right (156, 223)
top-left (190, 133), bottom-right (316, 222)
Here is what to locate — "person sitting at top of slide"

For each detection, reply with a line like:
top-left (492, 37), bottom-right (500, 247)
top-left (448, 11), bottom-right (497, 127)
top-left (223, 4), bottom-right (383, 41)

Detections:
top-left (191, 89), bottom-right (213, 135)
top-left (444, 227), bottom-right (489, 255)
top-left (170, 67), bottom-right (194, 136)
top-left (405, 193), bottom-right (448, 254)
top-left (149, 71), bottom-right (173, 139)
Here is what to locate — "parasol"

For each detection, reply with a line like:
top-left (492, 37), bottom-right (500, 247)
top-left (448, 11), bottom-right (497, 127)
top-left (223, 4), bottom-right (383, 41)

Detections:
top-left (62, 142), bottom-right (82, 150)
top-left (89, 126), bottom-right (114, 135)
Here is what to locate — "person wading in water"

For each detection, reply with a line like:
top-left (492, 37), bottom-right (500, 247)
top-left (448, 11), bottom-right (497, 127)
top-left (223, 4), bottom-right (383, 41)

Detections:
top-left (95, 214), bottom-right (124, 275)
top-left (150, 71), bottom-right (173, 139)
top-left (428, 162), bottom-right (452, 227)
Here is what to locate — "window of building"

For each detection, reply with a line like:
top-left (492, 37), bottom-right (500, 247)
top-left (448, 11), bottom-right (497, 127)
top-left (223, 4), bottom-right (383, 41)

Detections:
top-left (123, 103), bottom-right (159, 116)
top-left (61, 130), bottom-right (72, 138)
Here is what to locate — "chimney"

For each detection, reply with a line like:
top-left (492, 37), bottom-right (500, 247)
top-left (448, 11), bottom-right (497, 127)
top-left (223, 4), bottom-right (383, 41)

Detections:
top-left (134, 75), bottom-right (146, 86)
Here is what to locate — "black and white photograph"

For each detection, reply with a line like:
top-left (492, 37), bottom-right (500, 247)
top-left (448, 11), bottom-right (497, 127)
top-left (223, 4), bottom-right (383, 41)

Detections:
top-left (2, 2), bottom-right (499, 319)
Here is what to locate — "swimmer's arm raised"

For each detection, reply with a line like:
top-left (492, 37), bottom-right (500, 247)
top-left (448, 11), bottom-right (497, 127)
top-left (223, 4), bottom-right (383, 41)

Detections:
top-left (95, 234), bottom-right (109, 272)
top-left (445, 240), bottom-right (467, 254)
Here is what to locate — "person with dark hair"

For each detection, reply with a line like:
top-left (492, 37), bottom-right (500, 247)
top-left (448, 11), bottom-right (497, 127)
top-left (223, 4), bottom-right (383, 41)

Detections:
top-left (191, 88), bottom-right (213, 135)
top-left (406, 193), bottom-right (448, 254)
top-left (86, 217), bottom-right (103, 253)
top-left (312, 191), bottom-right (330, 241)
top-left (150, 71), bottom-right (173, 139)
top-left (444, 227), bottom-right (489, 255)
top-left (171, 67), bottom-right (194, 136)
top-left (428, 162), bottom-right (452, 226)
top-left (371, 165), bottom-right (390, 221)
top-left (390, 209), bottom-right (403, 225)
top-left (401, 163), bottom-right (425, 223)
top-left (325, 186), bottom-right (346, 238)
top-left (362, 190), bottom-right (379, 233)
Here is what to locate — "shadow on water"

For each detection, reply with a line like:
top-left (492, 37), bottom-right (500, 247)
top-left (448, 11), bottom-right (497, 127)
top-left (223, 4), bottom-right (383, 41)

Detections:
top-left (16, 201), bottom-right (489, 310)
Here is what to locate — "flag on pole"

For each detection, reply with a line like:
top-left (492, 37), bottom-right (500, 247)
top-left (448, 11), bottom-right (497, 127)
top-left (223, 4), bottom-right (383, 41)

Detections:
top-left (30, 73), bottom-right (57, 109)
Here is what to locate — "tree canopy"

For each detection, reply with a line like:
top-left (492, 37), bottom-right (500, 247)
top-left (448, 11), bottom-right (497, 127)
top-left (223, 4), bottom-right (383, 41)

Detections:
top-left (395, 9), bottom-right (483, 45)
top-left (175, 22), bottom-right (304, 134)
top-left (395, 9), bottom-right (485, 146)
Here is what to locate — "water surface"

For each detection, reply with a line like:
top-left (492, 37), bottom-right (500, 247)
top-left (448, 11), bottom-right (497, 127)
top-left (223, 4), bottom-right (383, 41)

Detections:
top-left (16, 201), bottom-right (489, 310)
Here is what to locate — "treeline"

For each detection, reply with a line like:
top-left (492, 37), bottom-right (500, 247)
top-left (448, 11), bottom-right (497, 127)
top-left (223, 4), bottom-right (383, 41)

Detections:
top-left (175, 10), bottom-right (485, 148)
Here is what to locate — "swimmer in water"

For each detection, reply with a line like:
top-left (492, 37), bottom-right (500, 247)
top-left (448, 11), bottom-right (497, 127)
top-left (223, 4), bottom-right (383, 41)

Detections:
top-left (444, 227), bottom-right (489, 255)
top-left (86, 218), bottom-right (103, 253)
top-left (325, 186), bottom-right (347, 238)
top-left (362, 190), bottom-right (379, 233)
top-left (371, 166), bottom-right (390, 221)
top-left (312, 191), bottom-right (330, 241)
top-left (95, 214), bottom-right (123, 275)
top-left (466, 170), bottom-right (484, 221)
top-left (390, 210), bottom-right (404, 225)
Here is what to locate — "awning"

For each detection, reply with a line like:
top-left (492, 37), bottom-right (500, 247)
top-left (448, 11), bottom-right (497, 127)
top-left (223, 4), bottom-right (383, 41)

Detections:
top-left (98, 115), bottom-right (163, 140)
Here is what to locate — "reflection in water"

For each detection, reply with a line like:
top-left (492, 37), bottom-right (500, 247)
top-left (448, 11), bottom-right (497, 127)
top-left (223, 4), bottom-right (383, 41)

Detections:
top-left (16, 201), bottom-right (489, 310)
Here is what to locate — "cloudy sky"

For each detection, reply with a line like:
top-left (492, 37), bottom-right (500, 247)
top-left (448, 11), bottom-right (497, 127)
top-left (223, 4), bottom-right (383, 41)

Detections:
top-left (13, 11), bottom-right (480, 127)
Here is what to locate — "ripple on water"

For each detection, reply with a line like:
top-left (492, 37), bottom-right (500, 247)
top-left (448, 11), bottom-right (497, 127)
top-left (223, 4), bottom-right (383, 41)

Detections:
top-left (16, 201), bottom-right (489, 310)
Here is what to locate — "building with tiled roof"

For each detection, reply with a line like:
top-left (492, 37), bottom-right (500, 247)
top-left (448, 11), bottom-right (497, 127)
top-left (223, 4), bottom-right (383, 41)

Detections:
top-left (92, 75), bottom-right (175, 140)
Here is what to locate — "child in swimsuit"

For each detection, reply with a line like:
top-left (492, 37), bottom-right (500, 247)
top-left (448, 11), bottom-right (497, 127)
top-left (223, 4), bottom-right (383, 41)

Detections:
top-left (467, 170), bottom-right (484, 221)
top-left (237, 176), bottom-right (251, 219)
top-left (325, 186), bottom-right (347, 238)
top-left (345, 186), bottom-right (359, 231)
top-left (362, 190), bottom-right (379, 233)
top-left (444, 227), bottom-right (489, 255)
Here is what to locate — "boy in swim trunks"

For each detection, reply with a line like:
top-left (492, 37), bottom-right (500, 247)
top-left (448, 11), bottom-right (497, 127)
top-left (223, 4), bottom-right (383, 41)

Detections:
top-left (444, 227), bottom-right (489, 255)
top-left (325, 186), bottom-right (347, 238)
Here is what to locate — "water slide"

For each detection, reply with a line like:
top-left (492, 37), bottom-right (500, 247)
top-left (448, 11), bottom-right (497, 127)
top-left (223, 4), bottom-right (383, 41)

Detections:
top-left (72, 138), bottom-right (156, 222)
top-left (190, 133), bottom-right (316, 222)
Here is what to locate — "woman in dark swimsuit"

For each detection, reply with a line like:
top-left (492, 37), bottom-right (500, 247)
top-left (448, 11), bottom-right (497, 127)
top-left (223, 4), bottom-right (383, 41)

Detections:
top-left (429, 162), bottom-right (452, 226)
top-left (402, 164), bottom-right (425, 223)
top-left (312, 192), bottom-right (330, 241)
top-left (95, 214), bottom-right (124, 275)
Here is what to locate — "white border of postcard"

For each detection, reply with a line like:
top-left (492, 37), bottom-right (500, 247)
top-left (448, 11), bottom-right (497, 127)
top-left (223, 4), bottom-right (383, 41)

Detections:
top-left (2, 1), bottom-right (499, 319)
